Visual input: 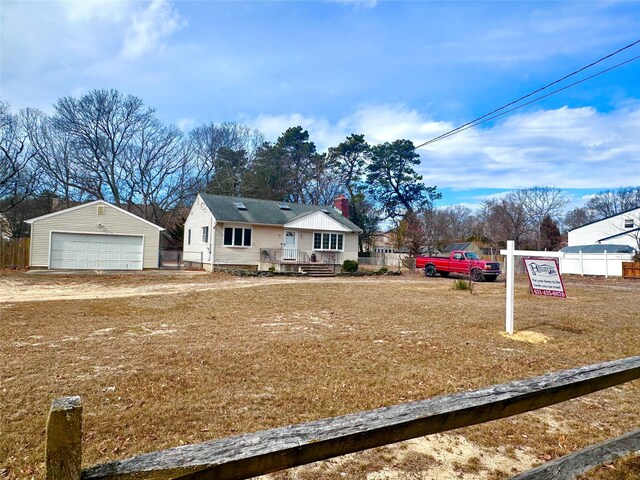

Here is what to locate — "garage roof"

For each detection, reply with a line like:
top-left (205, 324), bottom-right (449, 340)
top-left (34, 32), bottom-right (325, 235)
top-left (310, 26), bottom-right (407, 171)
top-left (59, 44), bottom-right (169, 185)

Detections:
top-left (24, 200), bottom-right (165, 230)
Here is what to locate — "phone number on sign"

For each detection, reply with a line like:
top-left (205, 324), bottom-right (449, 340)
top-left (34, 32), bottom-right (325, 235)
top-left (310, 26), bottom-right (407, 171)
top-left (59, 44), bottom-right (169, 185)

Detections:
top-left (533, 289), bottom-right (566, 298)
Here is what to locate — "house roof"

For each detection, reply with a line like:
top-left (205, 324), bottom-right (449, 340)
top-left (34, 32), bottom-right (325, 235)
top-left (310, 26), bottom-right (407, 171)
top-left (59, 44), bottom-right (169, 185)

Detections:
top-left (560, 244), bottom-right (635, 254)
top-left (571, 206), bottom-right (640, 231)
top-left (598, 226), bottom-right (640, 243)
top-left (442, 242), bottom-right (475, 252)
top-left (24, 199), bottom-right (165, 231)
top-left (198, 193), bottom-right (362, 232)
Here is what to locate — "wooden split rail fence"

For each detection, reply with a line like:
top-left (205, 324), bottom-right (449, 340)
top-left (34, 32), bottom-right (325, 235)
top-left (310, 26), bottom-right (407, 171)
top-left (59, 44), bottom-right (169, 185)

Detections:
top-left (46, 357), bottom-right (640, 480)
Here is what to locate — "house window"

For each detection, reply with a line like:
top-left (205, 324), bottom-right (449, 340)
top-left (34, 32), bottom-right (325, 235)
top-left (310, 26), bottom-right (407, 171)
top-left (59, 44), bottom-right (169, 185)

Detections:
top-left (202, 226), bottom-right (209, 243)
top-left (624, 219), bottom-right (634, 228)
top-left (313, 232), bottom-right (344, 251)
top-left (224, 227), bottom-right (252, 247)
top-left (187, 229), bottom-right (191, 245)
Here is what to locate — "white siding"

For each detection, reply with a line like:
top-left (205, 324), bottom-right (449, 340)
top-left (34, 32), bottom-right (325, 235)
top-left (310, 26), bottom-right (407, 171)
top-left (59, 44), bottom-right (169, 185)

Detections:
top-left (183, 195), bottom-right (215, 264)
top-left (297, 230), bottom-right (358, 261)
top-left (30, 202), bottom-right (161, 269)
top-left (212, 225), bottom-right (360, 265)
top-left (285, 211), bottom-right (351, 231)
top-left (214, 224), bottom-right (282, 265)
top-left (568, 209), bottom-right (640, 250)
top-left (343, 233), bottom-right (359, 261)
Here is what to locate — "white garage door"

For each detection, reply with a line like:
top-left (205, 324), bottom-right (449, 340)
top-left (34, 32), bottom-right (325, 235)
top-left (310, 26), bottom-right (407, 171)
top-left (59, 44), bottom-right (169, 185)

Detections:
top-left (50, 232), bottom-right (143, 270)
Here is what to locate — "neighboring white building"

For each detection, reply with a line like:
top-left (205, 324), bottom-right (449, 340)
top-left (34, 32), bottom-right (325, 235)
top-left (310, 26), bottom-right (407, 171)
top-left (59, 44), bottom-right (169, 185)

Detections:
top-left (183, 193), bottom-right (362, 271)
top-left (567, 207), bottom-right (640, 252)
top-left (25, 200), bottom-right (164, 270)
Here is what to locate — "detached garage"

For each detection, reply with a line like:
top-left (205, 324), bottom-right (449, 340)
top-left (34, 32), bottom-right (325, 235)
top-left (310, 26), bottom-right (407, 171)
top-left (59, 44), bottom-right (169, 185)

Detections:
top-left (26, 200), bottom-right (164, 270)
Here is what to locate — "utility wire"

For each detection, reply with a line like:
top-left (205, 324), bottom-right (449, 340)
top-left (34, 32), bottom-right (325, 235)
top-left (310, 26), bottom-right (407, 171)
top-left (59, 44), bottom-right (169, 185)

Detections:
top-left (419, 55), bottom-right (640, 146)
top-left (415, 39), bottom-right (640, 149)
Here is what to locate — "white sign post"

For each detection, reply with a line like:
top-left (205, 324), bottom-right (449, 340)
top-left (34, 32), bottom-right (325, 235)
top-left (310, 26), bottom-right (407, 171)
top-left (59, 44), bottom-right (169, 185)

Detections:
top-left (500, 241), bottom-right (563, 335)
top-left (505, 241), bottom-right (515, 335)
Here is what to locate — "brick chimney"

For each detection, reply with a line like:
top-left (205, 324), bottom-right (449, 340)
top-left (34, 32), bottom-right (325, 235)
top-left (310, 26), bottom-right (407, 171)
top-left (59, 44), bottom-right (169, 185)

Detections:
top-left (333, 194), bottom-right (349, 218)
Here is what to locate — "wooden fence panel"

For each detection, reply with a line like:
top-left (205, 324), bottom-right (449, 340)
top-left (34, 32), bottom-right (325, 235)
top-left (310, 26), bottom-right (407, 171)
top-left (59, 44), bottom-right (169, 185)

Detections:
top-left (80, 356), bottom-right (640, 480)
top-left (0, 237), bottom-right (30, 269)
top-left (623, 262), bottom-right (640, 278)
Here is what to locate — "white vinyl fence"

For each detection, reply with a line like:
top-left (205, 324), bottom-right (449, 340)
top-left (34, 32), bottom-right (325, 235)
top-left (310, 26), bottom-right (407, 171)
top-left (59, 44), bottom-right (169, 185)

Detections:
top-left (559, 251), bottom-right (633, 277)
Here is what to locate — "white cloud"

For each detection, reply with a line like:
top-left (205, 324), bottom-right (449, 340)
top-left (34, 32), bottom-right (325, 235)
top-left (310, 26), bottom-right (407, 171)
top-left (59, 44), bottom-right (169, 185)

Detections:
top-left (250, 105), bottom-right (451, 151)
top-left (248, 103), bottom-right (640, 191)
top-left (176, 117), bottom-right (196, 132)
top-left (63, 0), bottom-right (131, 24)
top-left (250, 113), bottom-right (345, 150)
top-left (122, 0), bottom-right (186, 59)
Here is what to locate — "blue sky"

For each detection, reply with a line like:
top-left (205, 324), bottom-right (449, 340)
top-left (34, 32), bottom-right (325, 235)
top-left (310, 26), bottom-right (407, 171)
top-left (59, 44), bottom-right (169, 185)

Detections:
top-left (1, 0), bottom-right (639, 209)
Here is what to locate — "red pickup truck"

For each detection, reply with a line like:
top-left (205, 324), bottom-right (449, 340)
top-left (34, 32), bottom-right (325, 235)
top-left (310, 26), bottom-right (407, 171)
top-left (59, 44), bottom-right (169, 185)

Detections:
top-left (415, 250), bottom-right (502, 282)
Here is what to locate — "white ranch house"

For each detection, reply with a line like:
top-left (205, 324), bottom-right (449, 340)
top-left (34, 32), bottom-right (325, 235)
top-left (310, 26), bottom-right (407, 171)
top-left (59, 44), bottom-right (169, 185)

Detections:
top-left (183, 193), bottom-right (361, 272)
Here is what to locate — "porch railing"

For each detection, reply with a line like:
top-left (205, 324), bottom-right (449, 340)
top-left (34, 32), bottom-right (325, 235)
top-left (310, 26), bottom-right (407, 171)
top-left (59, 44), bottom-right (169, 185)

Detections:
top-left (260, 249), bottom-right (342, 265)
top-left (260, 249), bottom-right (310, 263)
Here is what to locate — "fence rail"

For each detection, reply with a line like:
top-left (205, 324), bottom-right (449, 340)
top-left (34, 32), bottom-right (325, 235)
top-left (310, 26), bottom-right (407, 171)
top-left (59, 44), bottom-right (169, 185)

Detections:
top-left (45, 357), bottom-right (640, 480)
top-left (0, 237), bottom-right (29, 269)
top-left (511, 429), bottom-right (640, 480)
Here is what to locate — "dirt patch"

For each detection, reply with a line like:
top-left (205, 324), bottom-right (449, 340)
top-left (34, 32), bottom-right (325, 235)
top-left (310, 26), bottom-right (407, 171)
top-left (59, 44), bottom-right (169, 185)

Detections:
top-left (1, 273), bottom-right (639, 479)
top-left (0, 271), bottom-right (413, 304)
top-left (501, 331), bottom-right (551, 344)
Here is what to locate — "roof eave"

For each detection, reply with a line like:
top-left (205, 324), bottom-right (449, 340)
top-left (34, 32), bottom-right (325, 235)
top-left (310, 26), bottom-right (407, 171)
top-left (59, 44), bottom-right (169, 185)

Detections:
top-left (24, 199), bottom-right (165, 231)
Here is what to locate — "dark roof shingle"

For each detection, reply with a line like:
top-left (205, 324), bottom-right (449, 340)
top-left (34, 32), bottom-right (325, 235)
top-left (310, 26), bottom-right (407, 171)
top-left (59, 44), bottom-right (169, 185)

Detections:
top-left (198, 193), bottom-right (362, 232)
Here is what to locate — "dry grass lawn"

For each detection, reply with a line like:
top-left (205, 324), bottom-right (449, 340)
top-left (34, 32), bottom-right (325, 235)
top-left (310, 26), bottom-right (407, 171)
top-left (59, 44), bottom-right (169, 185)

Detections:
top-left (1, 271), bottom-right (639, 479)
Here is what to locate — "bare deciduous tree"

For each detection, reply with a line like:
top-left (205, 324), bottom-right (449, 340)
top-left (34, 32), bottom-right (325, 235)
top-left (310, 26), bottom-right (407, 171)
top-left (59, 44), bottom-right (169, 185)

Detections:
top-left (482, 195), bottom-right (531, 249)
top-left (122, 116), bottom-right (191, 223)
top-left (52, 89), bottom-right (153, 206)
top-left (189, 121), bottom-right (264, 195)
top-left (24, 108), bottom-right (81, 208)
top-left (514, 187), bottom-right (568, 249)
top-left (584, 187), bottom-right (640, 218)
top-left (0, 102), bottom-right (40, 212)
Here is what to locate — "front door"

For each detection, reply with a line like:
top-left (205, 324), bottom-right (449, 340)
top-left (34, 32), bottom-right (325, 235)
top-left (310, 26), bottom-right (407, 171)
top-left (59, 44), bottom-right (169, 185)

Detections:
top-left (283, 231), bottom-right (297, 261)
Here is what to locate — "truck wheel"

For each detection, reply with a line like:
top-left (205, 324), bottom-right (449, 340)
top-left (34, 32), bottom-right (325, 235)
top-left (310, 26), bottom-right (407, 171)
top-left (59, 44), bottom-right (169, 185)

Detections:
top-left (470, 268), bottom-right (483, 282)
top-left (424, 265), bottom-right (436, 277)
top-left (484, 275), bottom-right (498, 282)
top-left (439, 272), bottom-right (450, 278)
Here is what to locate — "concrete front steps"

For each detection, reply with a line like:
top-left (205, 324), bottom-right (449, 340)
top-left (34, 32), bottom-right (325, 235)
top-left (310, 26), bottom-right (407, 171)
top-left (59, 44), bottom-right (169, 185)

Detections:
top-left (300, 264), bottom-right (336, 277)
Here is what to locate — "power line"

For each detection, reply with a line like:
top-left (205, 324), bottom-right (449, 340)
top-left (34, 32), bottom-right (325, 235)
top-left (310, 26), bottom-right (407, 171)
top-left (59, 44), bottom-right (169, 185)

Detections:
top-left (415, 39), bottom-right (640, 149)
top-left (419, 55), bottom-right (640, 146)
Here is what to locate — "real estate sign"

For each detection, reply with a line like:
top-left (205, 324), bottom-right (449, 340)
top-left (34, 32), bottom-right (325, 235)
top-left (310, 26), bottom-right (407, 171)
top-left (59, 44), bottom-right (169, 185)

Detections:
top-left (523, 258), bottom-right (566, 298)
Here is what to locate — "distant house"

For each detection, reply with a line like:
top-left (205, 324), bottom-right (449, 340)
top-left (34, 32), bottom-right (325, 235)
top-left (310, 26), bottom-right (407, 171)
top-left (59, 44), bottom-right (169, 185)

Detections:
top-left (568, 207), bottom-right (640, 252)
top-left (441, 242), bottom-right (482, 256)
top-left (183, 193), bottom-right (362, 271)
top-left (372, 232), bottom-right (406, 255)
top-left (441, 241), bottom-right (497, 257)
top-left (25, 200), bottom-right (164, 270)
